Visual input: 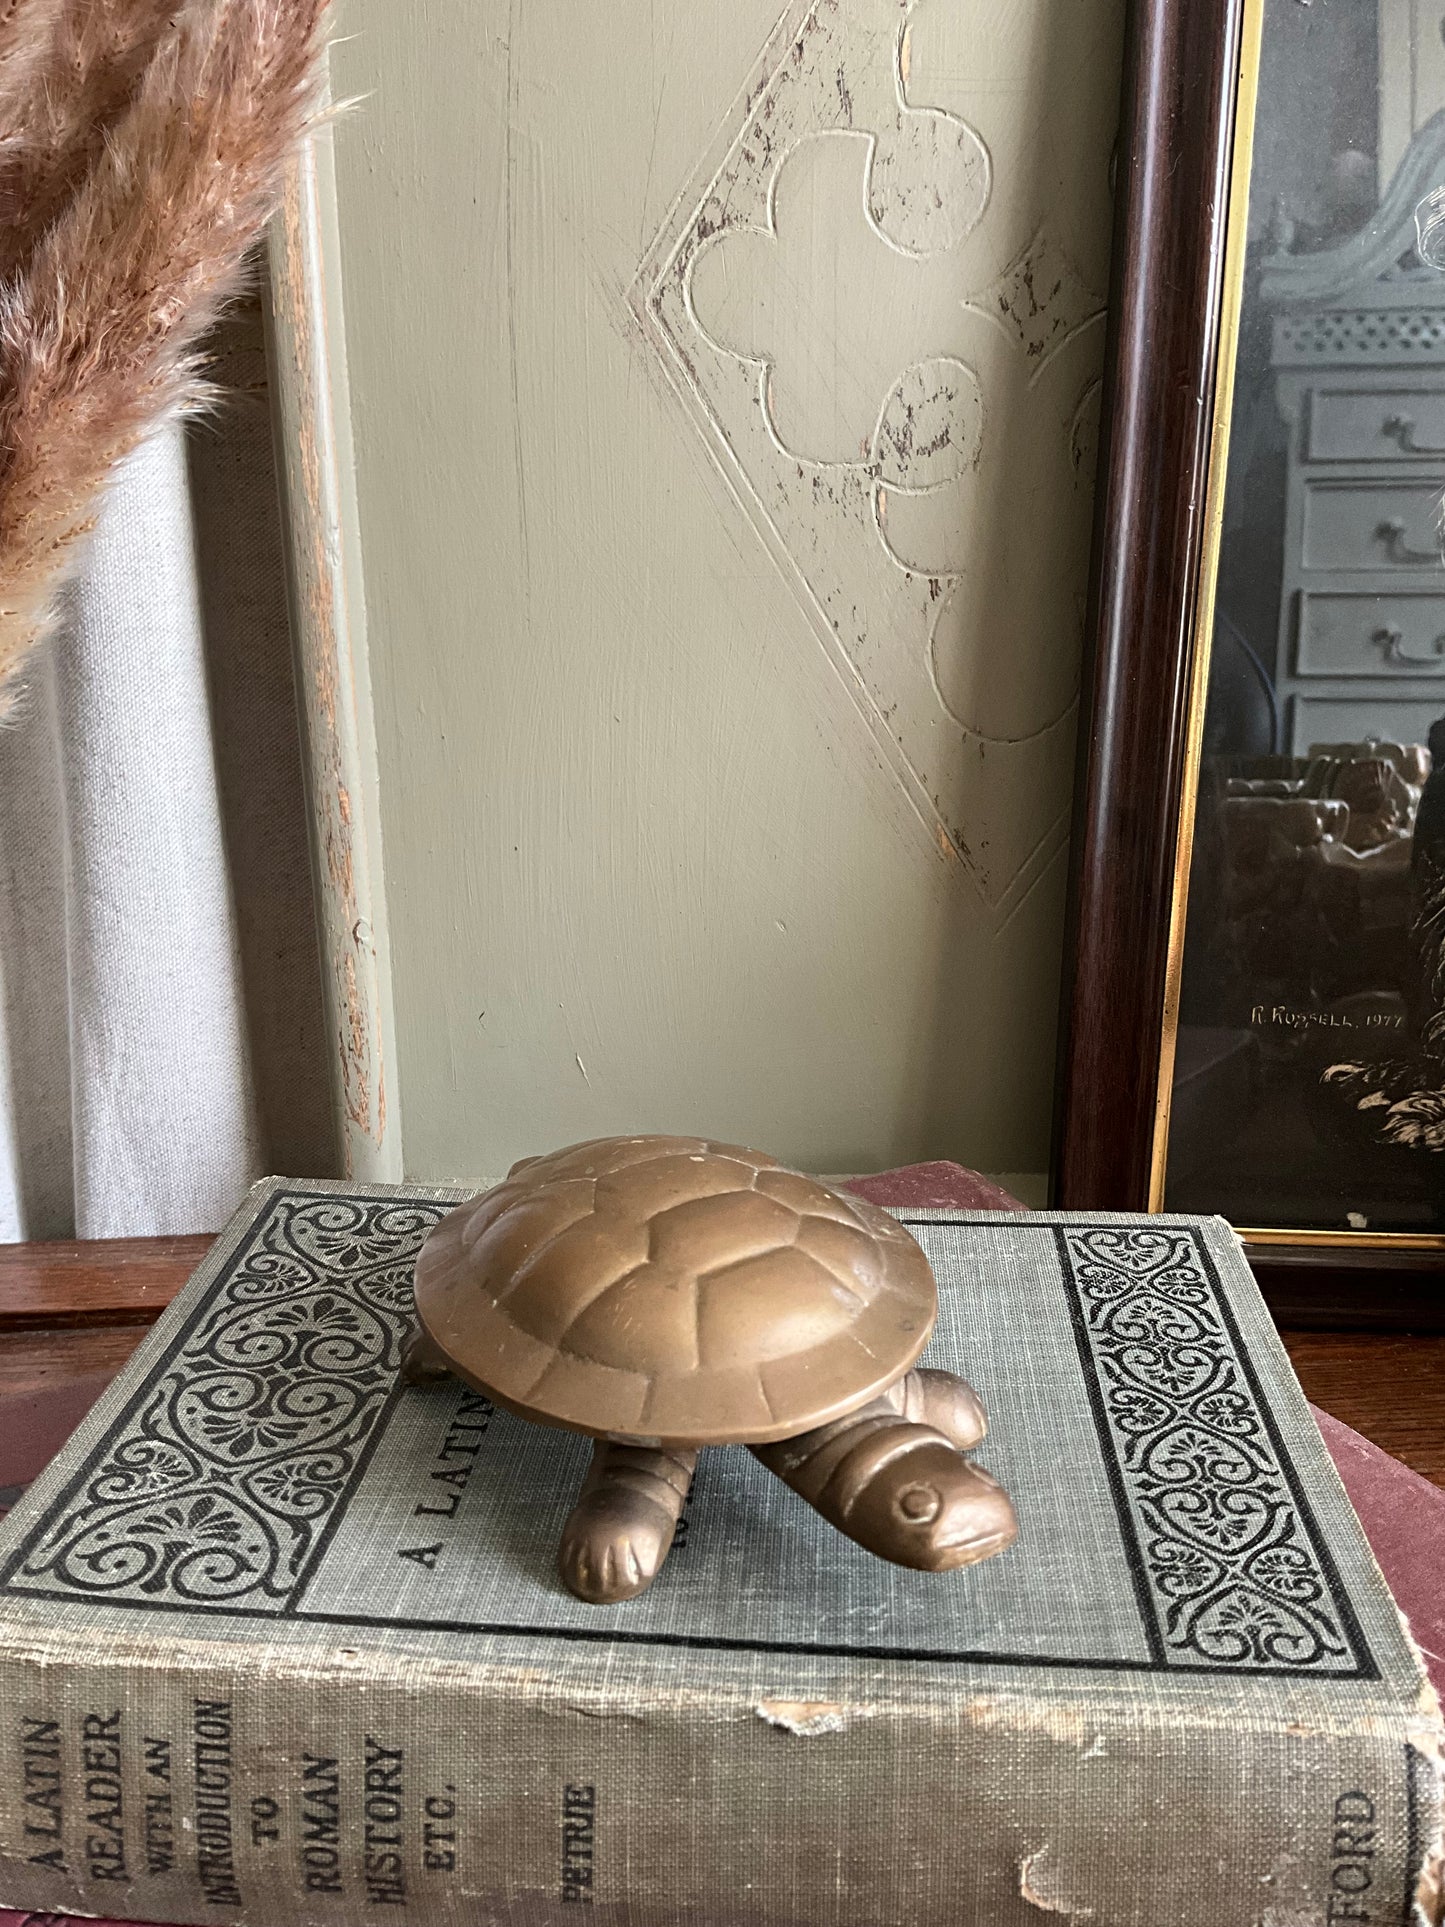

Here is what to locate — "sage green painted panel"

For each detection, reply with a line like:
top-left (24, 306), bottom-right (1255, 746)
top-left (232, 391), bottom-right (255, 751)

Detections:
top-left (328, 0), bottom-right (1123, 1185)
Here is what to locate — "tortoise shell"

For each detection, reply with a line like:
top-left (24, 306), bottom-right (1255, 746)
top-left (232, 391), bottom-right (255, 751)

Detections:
top-left (413, 1135), bottom-right (937, 1446)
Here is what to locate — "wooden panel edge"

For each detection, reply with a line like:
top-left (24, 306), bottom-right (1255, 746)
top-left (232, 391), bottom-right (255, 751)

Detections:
top-left (262, 100), bottom-right (403, 1184)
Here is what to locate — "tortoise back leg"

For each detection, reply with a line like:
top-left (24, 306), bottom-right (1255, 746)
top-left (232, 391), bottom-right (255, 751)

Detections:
top-left (399, 1324), bottom-right (453, 1385)
top-left (558, 1441), bottom-right (698, 1604)
top-left (751, 1402), bottom-right (1015, 1572)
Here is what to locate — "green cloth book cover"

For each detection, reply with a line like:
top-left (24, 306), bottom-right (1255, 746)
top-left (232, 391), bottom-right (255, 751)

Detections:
top-left (0, 1180), bottom-right (1440, 1925)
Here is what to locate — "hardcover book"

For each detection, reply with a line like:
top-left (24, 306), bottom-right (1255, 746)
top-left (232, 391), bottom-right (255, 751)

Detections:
top-left (0, 1180), bottom-right (1439, 1926)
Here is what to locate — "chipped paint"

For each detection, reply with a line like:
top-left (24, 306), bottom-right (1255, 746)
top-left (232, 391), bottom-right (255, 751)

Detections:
top-left (1019, 1846), bottom-right (1094, 1918)
top-left (755, 1698), bottom-right (850, 1736)
top-left (960, 1693), bottom-right (1088, 1747)
top-left (267, 144), bottom-right (399, 1178)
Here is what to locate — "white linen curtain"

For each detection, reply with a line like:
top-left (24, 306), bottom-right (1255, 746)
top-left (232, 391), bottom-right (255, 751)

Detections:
top-left (0, 298), bottom-right (335, 1239)
top-left (0, 424), bottom-right (263, 1239)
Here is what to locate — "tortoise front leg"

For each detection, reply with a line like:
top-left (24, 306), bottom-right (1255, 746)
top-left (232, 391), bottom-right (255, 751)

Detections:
top-left (558, 1441), bottom-right (698, 1604)
top-left (751, 1399), bottom-right (1015, 1572)
top-left (399, 1324), bottom-right (453, 1385)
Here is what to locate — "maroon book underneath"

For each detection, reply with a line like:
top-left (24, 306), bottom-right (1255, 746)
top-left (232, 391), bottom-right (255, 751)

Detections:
top-left (1, 1165), bottom-right (1440, 1927)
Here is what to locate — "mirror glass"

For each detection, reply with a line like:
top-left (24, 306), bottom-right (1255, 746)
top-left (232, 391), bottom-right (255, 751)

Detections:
top-left (1163, 0), bottom-right (1445, 1233)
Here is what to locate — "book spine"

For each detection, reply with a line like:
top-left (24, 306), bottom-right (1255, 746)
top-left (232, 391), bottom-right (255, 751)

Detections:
top-left (0, 1639), bottom-right (1440, 1927)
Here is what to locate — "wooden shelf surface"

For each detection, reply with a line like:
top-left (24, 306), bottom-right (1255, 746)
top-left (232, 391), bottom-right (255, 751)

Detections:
top-left (0, 1234), bottom-right (214, 1328)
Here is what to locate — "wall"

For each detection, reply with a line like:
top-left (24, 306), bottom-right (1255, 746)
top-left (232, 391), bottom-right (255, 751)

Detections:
top-left (327, 0), bottom-right (1124, 1186)
top-left (1380, 0), bottom-right (1445, 185)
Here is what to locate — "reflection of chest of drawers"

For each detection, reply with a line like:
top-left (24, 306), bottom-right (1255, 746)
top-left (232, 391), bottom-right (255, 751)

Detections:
top-left (1265, 123), bottom-right (1445, 758)
top-left (1272, 330), bottom-right (1445, 755)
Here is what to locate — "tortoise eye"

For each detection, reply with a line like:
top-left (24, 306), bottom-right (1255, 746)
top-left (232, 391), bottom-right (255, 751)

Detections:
top-left (897, 1484), bottom-right (941, 1524)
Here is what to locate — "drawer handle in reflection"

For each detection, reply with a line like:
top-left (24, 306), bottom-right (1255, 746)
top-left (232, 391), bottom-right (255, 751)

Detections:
top-left (1372, 622), bottom-right (1445, 668)
top-left (1381, 411), bottom-right (1445, 455)
top-left (1374, 517), bottom-right (1443, 565)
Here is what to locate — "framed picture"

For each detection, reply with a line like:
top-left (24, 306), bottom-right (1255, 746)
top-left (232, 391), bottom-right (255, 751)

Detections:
top-left (1056, 0), bottom-right (1445, 1323)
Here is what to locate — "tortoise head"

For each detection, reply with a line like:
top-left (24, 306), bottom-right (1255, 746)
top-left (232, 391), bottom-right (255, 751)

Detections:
top-left (845, 1438), bottom-right (1018, 1571)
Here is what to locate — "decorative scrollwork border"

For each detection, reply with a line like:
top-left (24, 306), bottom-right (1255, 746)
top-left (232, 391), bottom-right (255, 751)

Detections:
top-left (1057, 1225), bottom-right (1373, 1676)
top-left (0, 1189), bottom-right (450, 1610)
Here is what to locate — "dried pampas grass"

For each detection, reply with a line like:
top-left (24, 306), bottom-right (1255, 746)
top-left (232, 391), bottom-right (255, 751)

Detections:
top-left (0, 0), bottom-right (331, 709)
top-left (0, 0), bottom-right (179, 279)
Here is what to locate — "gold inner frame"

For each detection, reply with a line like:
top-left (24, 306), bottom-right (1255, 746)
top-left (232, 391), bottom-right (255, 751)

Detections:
top-left (1145, 0), bottom-right (1445, 1255)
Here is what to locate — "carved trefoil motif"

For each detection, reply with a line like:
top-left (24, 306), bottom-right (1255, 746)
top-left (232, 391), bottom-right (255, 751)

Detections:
top-left (631, 0), bottom-right (1120, 907)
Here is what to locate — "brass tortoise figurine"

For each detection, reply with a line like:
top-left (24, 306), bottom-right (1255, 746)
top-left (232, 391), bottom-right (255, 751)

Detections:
top-left (404, 1135), bottom-right (1017, 1604)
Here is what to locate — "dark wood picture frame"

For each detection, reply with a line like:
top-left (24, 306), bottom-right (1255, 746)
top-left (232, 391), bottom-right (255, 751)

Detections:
top-left (1053, 0), bottom-right (1445, 1327)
